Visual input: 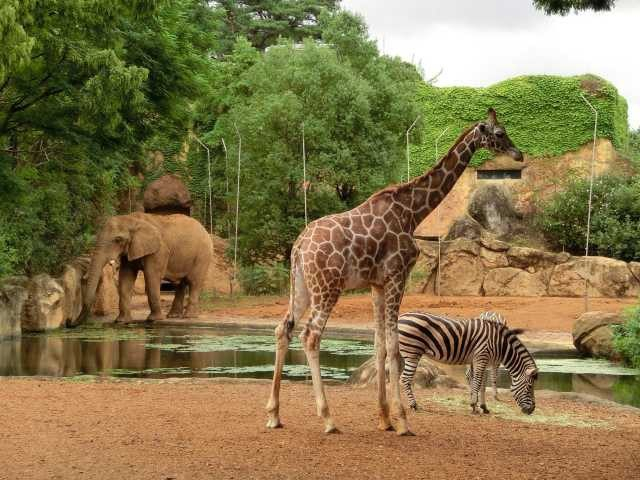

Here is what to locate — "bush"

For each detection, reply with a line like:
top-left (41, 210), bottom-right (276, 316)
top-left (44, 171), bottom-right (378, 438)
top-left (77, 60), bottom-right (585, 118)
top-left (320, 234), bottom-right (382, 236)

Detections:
top-left (238, 263), bottom-right (289, 296)
top-left (613, 305), bottom-right (640, 369)
top-left (536, 174), bottom-right (640, 262)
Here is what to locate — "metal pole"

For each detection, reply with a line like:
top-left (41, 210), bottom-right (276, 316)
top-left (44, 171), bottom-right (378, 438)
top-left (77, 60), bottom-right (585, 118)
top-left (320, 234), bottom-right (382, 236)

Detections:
top-left (302, 123), bottom-right (308, 225)
top-left (221, 137), bottom-right (232, 296)
top-left (580, 93), bottom-right (598, 312)
top-left (192, 134), bottom-right (213, 236)
top-left (405, 116), bottom-right (420, 182)
top-left (435, 125), bottom-right (450, 299)
top-left (435, 126), bottom-right (450, 161)
top-left (233, 123), bottom-right (242, 296)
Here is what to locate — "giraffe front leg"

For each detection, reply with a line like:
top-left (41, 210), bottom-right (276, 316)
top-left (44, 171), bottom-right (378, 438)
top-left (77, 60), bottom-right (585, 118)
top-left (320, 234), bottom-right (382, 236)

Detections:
top-left (384, 282), bottom-right (413, 436)
top-left (372, 286), bottom-right (392, 431)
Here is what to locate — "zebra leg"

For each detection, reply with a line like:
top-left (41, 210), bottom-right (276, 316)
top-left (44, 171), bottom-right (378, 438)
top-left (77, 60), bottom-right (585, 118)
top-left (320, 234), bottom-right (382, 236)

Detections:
top-left (479, 371), bottom-right (489, 414)
top-left (491, 366), bottom-right (500, 401)
top-left (469, 355), bottom-right (489, 414)
top-left (465, 364), bottom-right (473, 386)
top-left (372, 286), bottom-right (392, 431)
top-left (400, 352), bottom-right (421, 411)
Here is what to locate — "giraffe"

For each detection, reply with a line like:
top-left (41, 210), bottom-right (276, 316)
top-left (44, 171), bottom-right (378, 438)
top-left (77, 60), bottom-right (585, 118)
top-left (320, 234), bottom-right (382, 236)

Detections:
top-left (266, 108), bottom-right (523, 435)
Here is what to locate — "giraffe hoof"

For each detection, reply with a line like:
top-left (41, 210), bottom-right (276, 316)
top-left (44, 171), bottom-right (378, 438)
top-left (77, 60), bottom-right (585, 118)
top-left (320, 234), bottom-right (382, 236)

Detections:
top-left (481, 405), bottom-right (490, 414)
top-left (266, 419), bottom-right (283, 429)
top-left (324, 425), bottom-right (341, 434)
top-left (398, 430), bottom-right (415, 437)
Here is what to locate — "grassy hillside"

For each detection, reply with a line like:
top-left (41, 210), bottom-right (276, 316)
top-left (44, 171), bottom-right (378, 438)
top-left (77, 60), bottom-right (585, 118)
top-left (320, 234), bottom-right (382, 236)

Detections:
top-left (412, 74), bottom-right (629, 173)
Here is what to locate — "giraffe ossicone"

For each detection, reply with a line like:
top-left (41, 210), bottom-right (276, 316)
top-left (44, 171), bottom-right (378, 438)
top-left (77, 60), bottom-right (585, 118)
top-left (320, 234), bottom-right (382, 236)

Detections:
top-left (266, 108), bottom-right (523, 435)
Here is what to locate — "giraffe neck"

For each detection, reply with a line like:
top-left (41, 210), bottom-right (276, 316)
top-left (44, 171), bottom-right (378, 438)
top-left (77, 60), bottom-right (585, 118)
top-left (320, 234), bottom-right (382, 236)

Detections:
top-left (406, 125), bottom-right (479, 231)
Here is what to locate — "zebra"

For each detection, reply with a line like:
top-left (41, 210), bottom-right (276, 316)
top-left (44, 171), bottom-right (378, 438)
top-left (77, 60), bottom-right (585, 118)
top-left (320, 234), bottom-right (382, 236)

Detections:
top-left (464, 311), bottom-right (507, 402)
top-left (398, 311), bottom-right (538, 415)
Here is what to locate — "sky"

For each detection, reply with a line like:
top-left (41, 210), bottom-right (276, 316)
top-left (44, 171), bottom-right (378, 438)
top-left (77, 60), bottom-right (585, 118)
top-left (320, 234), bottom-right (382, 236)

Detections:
top-left (341, 0), bottom-right (640, 129)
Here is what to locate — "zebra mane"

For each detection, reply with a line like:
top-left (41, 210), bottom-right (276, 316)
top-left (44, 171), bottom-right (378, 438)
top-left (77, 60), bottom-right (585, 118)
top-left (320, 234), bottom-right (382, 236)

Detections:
top-left (498, 324), bottom-right (537, 373)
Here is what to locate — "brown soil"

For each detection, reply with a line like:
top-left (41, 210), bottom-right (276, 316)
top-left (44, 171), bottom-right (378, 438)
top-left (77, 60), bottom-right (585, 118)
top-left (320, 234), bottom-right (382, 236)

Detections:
top-left (188, 294), bottom-right (634, 332)
top-left (1, 378), bottom-right (638, 480)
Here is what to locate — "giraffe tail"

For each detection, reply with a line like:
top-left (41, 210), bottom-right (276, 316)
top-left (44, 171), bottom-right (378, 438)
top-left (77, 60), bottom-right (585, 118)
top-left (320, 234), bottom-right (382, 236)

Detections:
top-left (282, 247), bottom-right (304, 340)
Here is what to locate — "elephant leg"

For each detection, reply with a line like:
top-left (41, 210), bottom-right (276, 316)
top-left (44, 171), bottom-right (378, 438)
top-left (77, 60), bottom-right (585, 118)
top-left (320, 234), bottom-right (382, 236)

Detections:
top-left (116, 264), bottom-right (138, 323)
top-left (184, 261), bottom-right (208, 318)
top-left (184, 279), bottom-right (202, 318)
top-left (168, 281), bottom-right (187, 318)
top-left (143, 260), bottom-right (166, 322)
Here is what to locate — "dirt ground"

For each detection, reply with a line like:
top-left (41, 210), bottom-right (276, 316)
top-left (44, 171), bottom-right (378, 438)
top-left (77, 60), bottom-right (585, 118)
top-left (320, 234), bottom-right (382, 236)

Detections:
top-left (184, 294), bottom-right (634, 333)
top-left (1, 378), bottom-right (638, 480)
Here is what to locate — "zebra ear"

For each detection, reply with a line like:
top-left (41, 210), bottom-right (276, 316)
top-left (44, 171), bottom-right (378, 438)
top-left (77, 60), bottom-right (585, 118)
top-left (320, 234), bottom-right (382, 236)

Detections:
top-left (525, 367), bottom-right (538, 379)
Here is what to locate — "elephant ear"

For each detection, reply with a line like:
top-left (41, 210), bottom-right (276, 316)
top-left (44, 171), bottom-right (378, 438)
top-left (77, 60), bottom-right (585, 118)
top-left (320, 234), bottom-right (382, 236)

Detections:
top-left (127, 221), bottom-right (161, 261)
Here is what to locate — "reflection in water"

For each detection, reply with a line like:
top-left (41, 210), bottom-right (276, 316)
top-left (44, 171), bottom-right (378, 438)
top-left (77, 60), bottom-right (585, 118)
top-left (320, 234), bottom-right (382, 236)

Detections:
top-left (0, 326), bottom-right (372, 381)
top-left (0, 325), bottom-right (639, 407)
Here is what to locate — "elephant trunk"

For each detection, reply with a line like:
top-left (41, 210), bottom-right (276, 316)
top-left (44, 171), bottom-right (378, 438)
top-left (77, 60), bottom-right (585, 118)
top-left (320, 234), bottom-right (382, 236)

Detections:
top-left (80, 251), bottom-right (110, 320)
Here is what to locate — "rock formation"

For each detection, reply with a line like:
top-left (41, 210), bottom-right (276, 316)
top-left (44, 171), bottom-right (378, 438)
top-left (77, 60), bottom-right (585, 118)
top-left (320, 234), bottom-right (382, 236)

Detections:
top-left (414, 234), bottom-right (640, 298)
top-left (143, 174), bottom-right (192, 215)
top-left (572, 311), bottom-right (624, 359)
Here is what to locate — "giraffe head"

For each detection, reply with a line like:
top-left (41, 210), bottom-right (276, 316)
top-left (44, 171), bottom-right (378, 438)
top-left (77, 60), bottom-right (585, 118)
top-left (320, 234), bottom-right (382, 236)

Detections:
top-left (476, 108), bottom-right (523, 161)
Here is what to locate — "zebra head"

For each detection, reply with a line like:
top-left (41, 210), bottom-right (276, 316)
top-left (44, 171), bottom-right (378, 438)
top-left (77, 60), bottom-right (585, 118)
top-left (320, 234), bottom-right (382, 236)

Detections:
top-left (510, 365), bottom-right (538, 415)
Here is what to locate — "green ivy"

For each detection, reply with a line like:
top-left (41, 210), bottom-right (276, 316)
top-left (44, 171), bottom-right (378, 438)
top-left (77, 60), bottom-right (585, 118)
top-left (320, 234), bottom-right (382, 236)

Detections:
top-left (411, 74), bottom-right (629, 174)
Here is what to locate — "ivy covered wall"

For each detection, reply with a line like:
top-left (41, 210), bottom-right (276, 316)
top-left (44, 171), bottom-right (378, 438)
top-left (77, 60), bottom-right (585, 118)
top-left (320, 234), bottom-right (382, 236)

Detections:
top-left (412, 74), bottom-right (629, 173)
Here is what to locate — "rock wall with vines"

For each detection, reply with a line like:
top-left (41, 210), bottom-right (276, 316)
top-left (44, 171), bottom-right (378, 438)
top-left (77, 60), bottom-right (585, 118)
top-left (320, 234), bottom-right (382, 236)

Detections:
top-left (412, 74), bottom-right (629, 173)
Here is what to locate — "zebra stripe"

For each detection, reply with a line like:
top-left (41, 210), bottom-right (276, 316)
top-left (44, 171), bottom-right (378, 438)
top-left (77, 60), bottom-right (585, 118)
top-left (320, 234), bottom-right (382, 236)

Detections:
top-left (465, 311), bottom-right (506, 402)
top-left (399, 311), bottom-right (538, 415)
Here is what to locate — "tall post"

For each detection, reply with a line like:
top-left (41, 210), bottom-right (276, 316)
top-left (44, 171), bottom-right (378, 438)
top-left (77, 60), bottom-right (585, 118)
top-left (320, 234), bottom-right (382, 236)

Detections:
top-left (233, 123), bottom-right (242, 297)
top-left (434, 126), bottom-right (450, 298)
top-left (302, 123), bottom-right (308, 226)
top-left (405, 116), bottom-right (420, 182)
top-left (580, 93), bottom-right (598, 312)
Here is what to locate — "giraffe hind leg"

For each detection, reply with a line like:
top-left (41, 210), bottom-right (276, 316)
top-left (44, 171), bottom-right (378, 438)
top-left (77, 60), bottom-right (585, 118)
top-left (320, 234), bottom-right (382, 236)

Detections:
top-left (301, 290), bottom-right (340, 434)
top-left (266, 263), bottom-right (309, 429)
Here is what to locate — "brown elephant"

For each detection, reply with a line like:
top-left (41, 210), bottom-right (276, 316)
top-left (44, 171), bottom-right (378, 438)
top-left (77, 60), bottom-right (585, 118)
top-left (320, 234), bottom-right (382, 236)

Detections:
top-left (82, 212), bottom-right (213, 323)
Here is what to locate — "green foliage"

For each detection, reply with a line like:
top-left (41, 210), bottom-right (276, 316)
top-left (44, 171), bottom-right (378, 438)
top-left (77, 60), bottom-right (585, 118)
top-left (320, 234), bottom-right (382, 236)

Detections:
top-left (533, 0), bottom-right (616, 14)
top-left (238, 263), bottom-right (289, 295)
top-left (613, 305), bottom-right (640, 369)
top-left (536, 175), bottom-right (640, 261)
top-left (201, 16), bottom-right (422, 264)
top-left (0, 0), bottom-right (219, 276)
top-left (215, 0), bottom-right (339, 51)
top-left (413, 75), bottom-right (629, 174)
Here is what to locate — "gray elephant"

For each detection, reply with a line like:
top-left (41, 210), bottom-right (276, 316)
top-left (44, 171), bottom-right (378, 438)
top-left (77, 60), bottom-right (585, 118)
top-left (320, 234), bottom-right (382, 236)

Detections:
top-left (82, 212), bottom-right (213, 323)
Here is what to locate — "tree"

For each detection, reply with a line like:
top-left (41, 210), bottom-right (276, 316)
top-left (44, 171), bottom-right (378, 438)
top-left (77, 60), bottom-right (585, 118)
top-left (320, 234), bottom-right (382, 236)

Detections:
top-left (215, 0), bottom-right (340, 51)
top-left (206, 32), bottom-right (422, 264)
top-left (533, 0), bottom-right (616, 14)
top-left (537, 175), bottom-right (640, 262)
top-left (0, 0), bottom-right (220, 276)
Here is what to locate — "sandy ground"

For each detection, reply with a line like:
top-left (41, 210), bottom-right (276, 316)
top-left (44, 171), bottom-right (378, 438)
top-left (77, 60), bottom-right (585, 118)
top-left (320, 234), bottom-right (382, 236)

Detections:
top-left (0, 378), bottom-right (638, 480)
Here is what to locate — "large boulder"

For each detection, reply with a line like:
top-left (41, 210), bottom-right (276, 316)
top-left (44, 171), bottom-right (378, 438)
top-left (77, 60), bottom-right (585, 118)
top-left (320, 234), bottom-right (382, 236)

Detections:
top-left (572, 311), bottom-right (624, 359)
top-left (483, 267), bottom-right (548, 296)
top-left (22, 274), bottom-right (66, 332)
top-left (59, 257), bottom-right (90, 327)
top-left (445, 215), bottom-right (483, 241)
top-left (506, 246), bottom-right (569, 271)
top-left (468, 184), bottom-right (524, 239)
top-left (438, 239), bottom-right (485, 295)
top-left (548, 257), bottom-right (640, 297)
top-left (143, 174), bottom-right (192, 215)
top-left (347, 356), bottom-right (443, 388)
top-left (93, 263), bottom-right (119, 317)
top-left (0, 277), bottom-right (29, 338)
